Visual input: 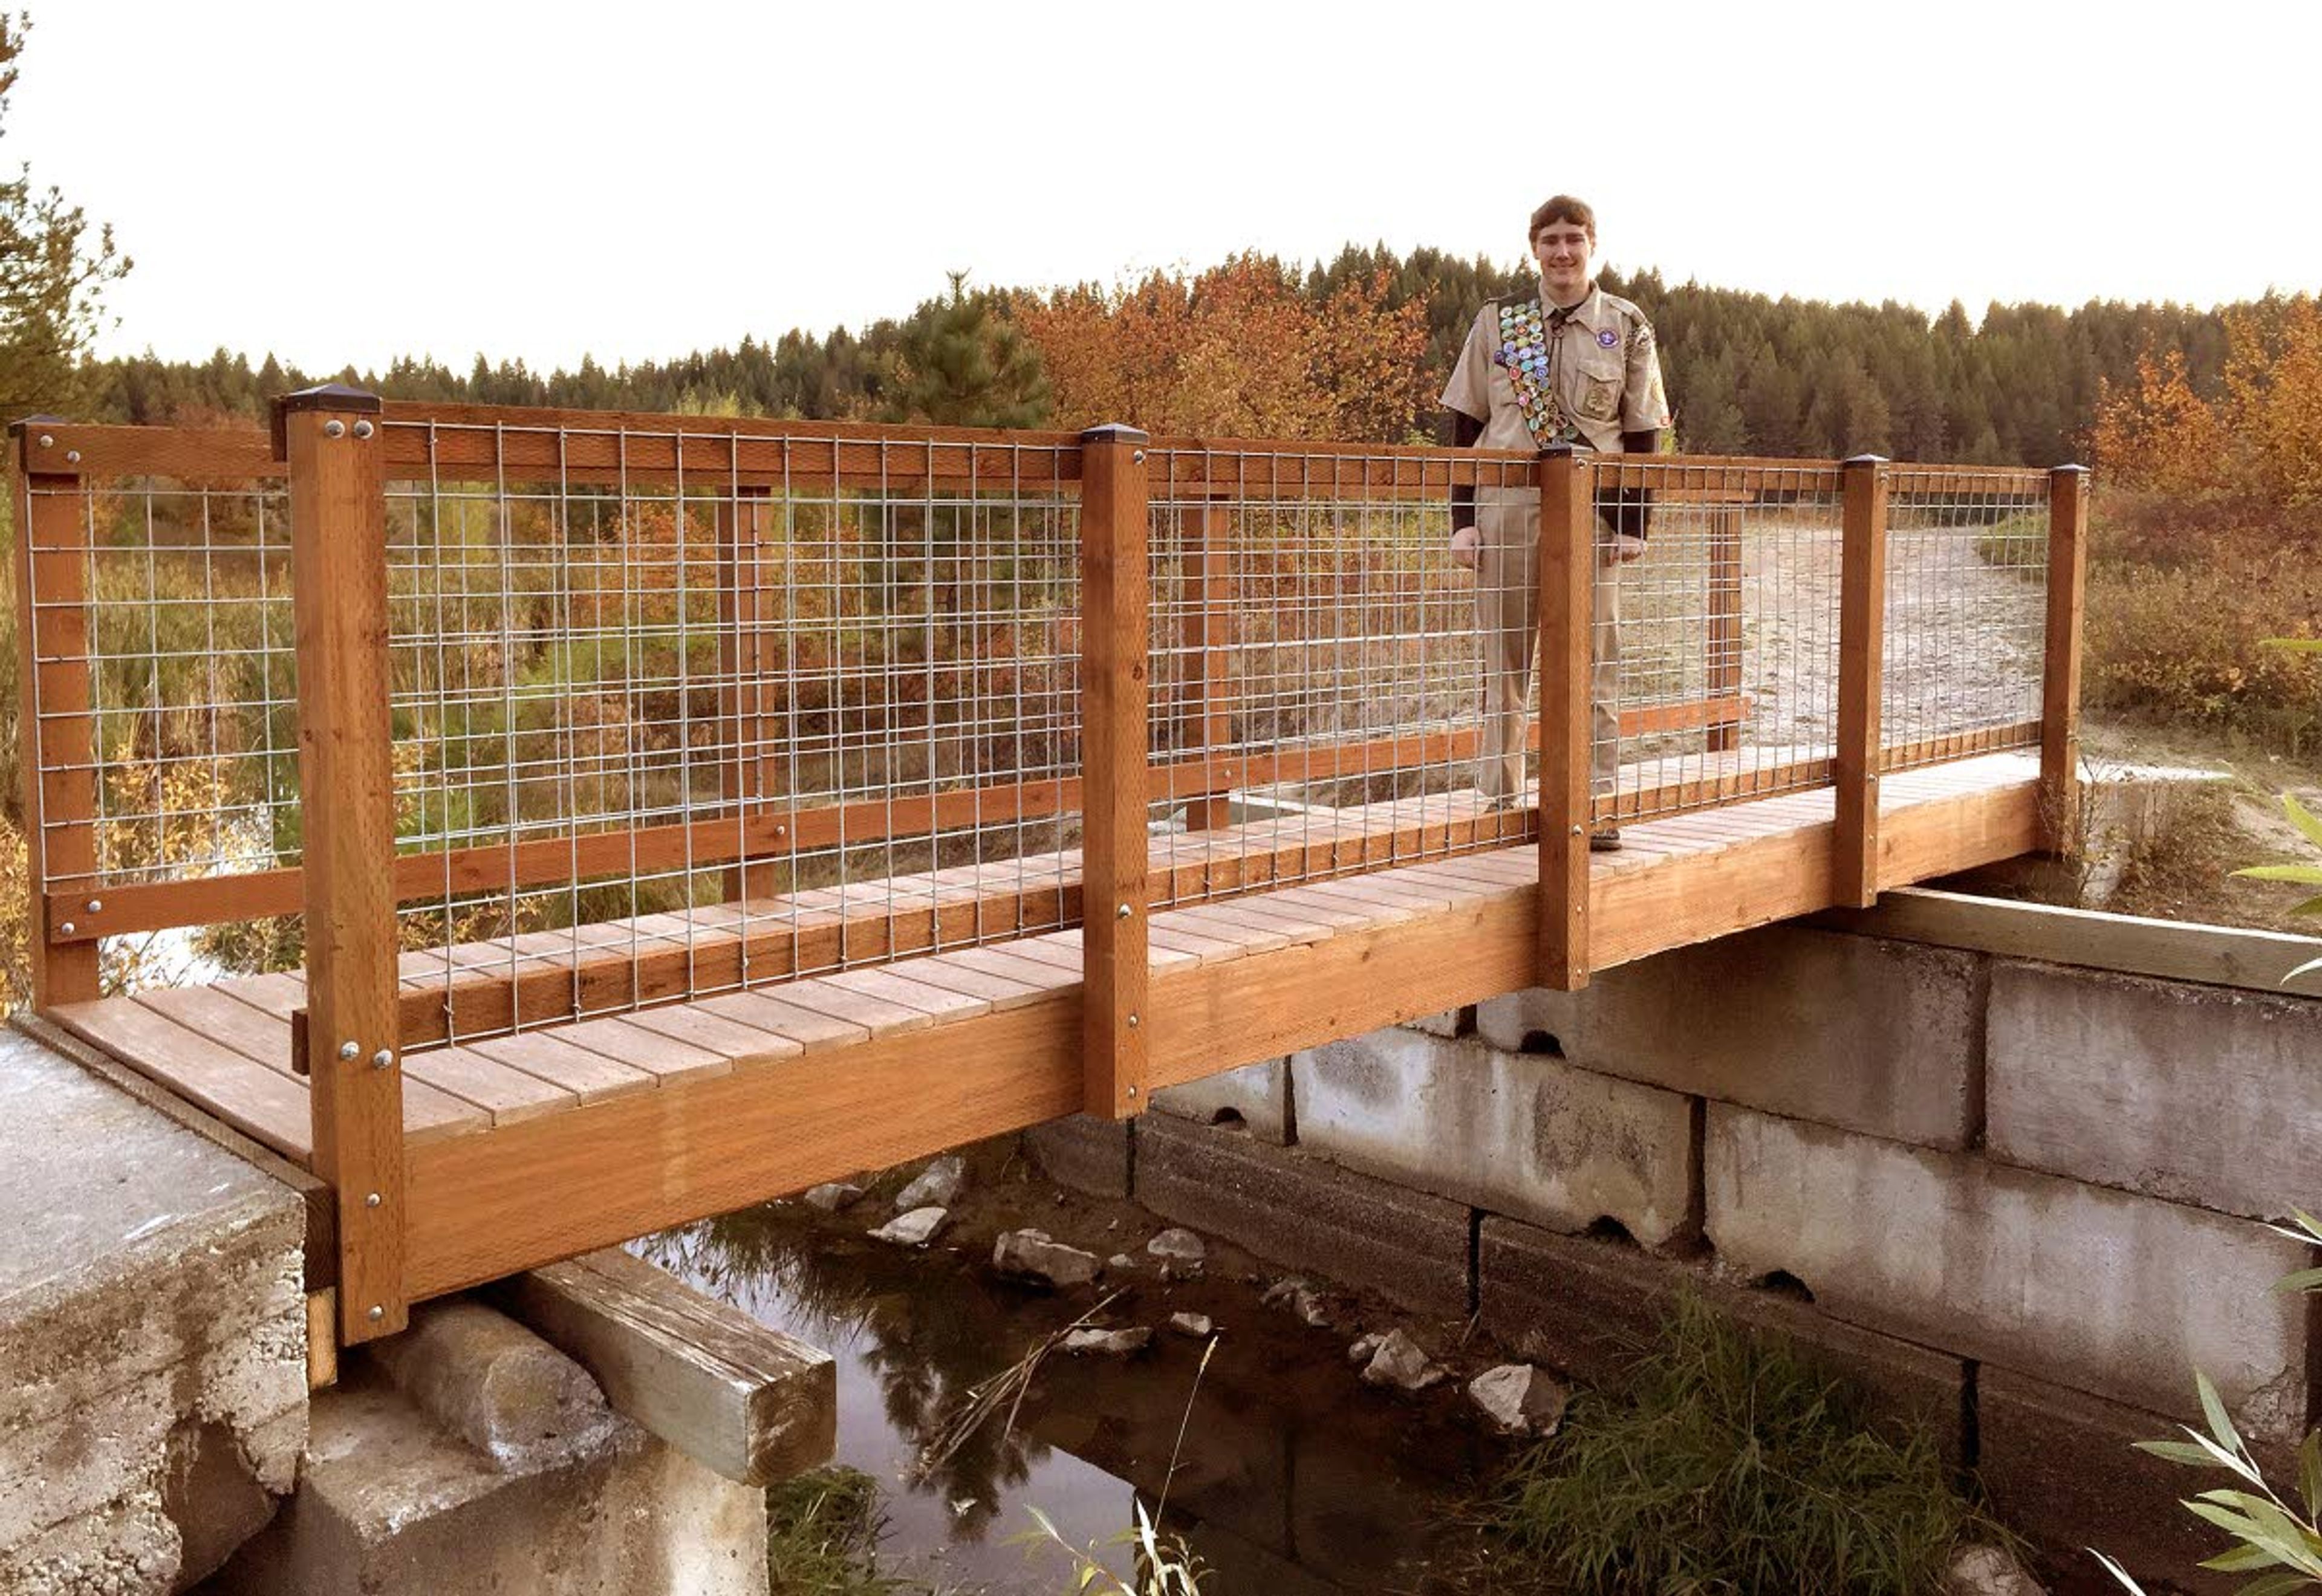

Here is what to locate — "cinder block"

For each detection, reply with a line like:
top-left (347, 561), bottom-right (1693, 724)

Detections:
top-left (1706, 1104), bottom-right (2311, 1442)
top-left (1133, 1114), bottom-right (1469, 1317)
top-left (1023, 1114), bottom-right (1132, 1198)
top-left (1979, 1365), bottom-right (2239, 1595)
top-left (1475, 926), bottom-right (1981, 1149)
top-left (1989, 960), bottom-right (2322, 1221)
top-left (1153, 1058), bottom-right (1290, 1144)
top-left (1477, 1219), bottom-right (1966, 1462)
top-left (1292, 1030), bottom-right (1698, 1251)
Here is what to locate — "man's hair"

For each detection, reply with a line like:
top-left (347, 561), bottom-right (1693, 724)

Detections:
top-left (1529, 195), bottom-right (1596, 244)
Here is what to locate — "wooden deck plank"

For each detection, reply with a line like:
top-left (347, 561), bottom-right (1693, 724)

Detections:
top-left (883, 952), bottom-right (1062, 1011)
top-left (550, 1017), bottom-right (733, 1085)
top-left (619, 1003), bottom-right (807, 1066)
top-left (403, 1046), bottom-right (579, 1126)
top-left (51, 1000), bottom-right (316, 1161)
top-left (817, 967), bottom-right (992, 1022)
top-left (692, 990), bottom-right (868, 1054)
top-left (473, 1031), bottom-right (659, 1103)
top-left (926, 942), bottom-right (1090, 991)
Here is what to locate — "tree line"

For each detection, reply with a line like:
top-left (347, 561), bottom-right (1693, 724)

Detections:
top-left (76, 247), bottom-right (2254, 469)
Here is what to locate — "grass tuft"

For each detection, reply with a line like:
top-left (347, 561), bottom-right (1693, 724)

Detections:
top-left (1481, 1296), bottom-right (2008, 1595)
top-left (765, 1465), bottom-right (928, 1596)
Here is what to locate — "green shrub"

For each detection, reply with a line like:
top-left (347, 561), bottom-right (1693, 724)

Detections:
top-left (1485, 1296), bottom-right (2007, 1595)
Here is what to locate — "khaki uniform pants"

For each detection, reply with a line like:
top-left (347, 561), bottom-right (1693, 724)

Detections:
top-left (1475, 490), bottom-right (1621, 805)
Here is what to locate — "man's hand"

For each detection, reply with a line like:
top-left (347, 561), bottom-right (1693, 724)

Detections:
top-left (1451, 524), bottom-right (1479, 570)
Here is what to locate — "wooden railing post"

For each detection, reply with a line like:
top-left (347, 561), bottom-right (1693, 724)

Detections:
top-left (10, 418), bottom-right (102, 1008)
top-left (1537, 444), bottom-right (1593, 991)
top-left (2040, 464), bottom-right (2090, 855)
top-left (1078, 425), bottom-right (1150, 1118)
top-left (1180, 495), bottom-right (1232, 830)
top-left (1835, 454), bottom-right (1890, 907)
top-left (279, 384), bottom-right (405, 1345)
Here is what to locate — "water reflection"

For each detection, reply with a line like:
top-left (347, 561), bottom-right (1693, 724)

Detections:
top-left (645, 1204), bottom-right (1491, 1594)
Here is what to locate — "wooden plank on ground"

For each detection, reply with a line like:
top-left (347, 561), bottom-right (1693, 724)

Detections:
top-left (51, 999), bottom-right (315, 1160)
top-left (498, 1247), bottom-right (836, 1487)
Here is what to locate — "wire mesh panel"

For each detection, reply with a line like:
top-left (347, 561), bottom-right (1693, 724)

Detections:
top-left (377, 417), bottom-right (1082, 1045)
top-left (1142, 446), bottom-right (1537, 909)
top-left (1590, 457), bottom-right (1848, 827)
top-left (16, 440), bottom-right (301, 985)
top-left (1882, 467), bottom-right (2049, 770)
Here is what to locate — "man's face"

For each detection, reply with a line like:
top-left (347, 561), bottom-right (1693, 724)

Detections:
top-left (1532, 219), bottom-right (1594, 304)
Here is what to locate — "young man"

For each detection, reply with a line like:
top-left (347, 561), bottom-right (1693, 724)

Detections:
top-left (1440, 195), bottom-right (1669, 849)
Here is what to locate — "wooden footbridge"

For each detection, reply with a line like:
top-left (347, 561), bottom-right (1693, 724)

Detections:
top-left (8, 393), bottom-right (2086, 1346)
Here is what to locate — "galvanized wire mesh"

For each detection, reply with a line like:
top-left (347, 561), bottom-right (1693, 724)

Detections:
top-left (1590, 458), bottom-right (1848, 826)
top-left (1882, 466), bottom-right (2049, 770)
top-left (18, 459), bottom-right (299, 915)
top-left (1143, 446), bottom-right (1537, 909)
top-left (379, 420), bottom-right (1083, 1042)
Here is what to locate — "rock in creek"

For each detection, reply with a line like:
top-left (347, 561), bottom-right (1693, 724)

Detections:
top-left (1106, 1253), bottom-right (1139, 1275)
top-left (1168, 1312), bottom-right (1215, 1340)
top-left (1347, 1332), bottom-right (1385, 1366)
top-left (1467, 1364), bottom-right (1570, 1436)
top-left (869, 1206), bottom-right (950, 1248)
top-left (1062, 1326), bottom-right (1154, 1358)
top-left (801, 1182), bottom-right (863, 1213)
top-left (1145, 1227), bottom-right (1207, 1265)
top-left (1360, 1329), bottom-right (1445, 1393)
top-left (894, 1154), bottom-right (968, 1211)
top-left (1942, 1543), bottom-right (2048, 1596)
top-left (992, 1229), bottom-right (1101, 1288)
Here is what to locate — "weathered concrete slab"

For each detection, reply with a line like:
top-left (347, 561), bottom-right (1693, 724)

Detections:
top-left (0, 1030), bottom-right (307, 1594)
top-left (218, 1363), bottom-right (766, 1595)
top-left (1022, 1114), bottom-right (1133, 1198)
top-left (1988, 960), bottom-right (2322, 1221)
top-left (1292, 1030), bottom-right (1698, 1251)
top-left (1477, 1219), bottom-right (1966, 1462)
top-left (1475, 926), bottom-right (1982, 1149)
top-left (1705, 1104), bottom-right (2311, 1441)
top-left (1134, 1114), bottom-right (1470, 1317)
top-left (1978, 1365), bottom-right (2237, 1595)
top-left (1153, 1057), bottom-right (1290, 1143)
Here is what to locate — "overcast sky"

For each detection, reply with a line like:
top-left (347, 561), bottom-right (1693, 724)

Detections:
top-left (15, 1), bottom-right (2320, 374)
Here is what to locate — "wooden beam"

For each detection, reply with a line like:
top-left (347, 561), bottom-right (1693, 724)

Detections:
top-left (282, 388), bottom-right (407, 1346)
top-left (1077, 426), bottom-right (1150, 1118)
top-left (12, 422), bottom-right (101, 1007)
top-left (497, 1247), bottom-right (836, 1486)
top-left (1817, 886), bottom-right (2322, 999)
top-left (1537, 447), bottom-right (1592, 990)
top-left (2040, 465), bottom-right (2090, 854)
top-left (1834, 456), bottom-right (1888, 909)
top-left (402, 993), bottom-right (1082, 1298)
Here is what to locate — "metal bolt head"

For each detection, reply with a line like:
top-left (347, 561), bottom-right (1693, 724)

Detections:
top-left (1127, 1013), bottom-right (1140, 1028)
top-left (1570, 824), bottom-right (1582, 836)
top-left (353, 419), bottom-right (375, 440)
top-left (64, 449), bottom-right (80, 464)
top-left (1116, 903), bottom-right (1132, 920)
top-left (337, 1040), bottom-right (360, 1061)
top-left (366, 1304), bottom-right (384, 1323)
top-left (371, 1048), bottom-right (393, 1071)
top-left (1132, 449), bottom-right (1146, 464)
top-left (85, 898), bottom-right (102, 913)
top-left (57, 921), bottom-right (74, 936)
top-left (323, 419), bottom-right (346, 438)
top-left (365, 1191), bottom-right (382, 1208)
top-left (35, 433), bottom-right (52, 448)
top-left (1127, 1084), bottom-right (1140, 1097)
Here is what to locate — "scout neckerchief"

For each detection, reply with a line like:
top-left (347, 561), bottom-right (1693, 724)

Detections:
top-left (1495, 295), bottom-right (1583, 447)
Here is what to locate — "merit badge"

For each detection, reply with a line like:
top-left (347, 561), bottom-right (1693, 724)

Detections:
top-left (1597, 329), bottom-right (1619, 349)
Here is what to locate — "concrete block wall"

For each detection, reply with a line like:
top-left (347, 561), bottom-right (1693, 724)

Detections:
top-left (1032, 921), bottom-right (2322, 1589)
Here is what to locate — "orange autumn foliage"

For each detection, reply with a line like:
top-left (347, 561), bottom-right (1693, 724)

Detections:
top-left (1013, 255), bottom-right (1429, 442)
top-left (2095, 294), bottom-right (2322, 506)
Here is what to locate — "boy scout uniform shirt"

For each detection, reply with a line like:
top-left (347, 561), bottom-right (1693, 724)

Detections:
top-left (1439, 284), bottom-right (1670, 454)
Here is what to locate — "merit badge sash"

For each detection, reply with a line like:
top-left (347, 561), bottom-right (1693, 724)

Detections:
top-left (1494, 299), bottom-right (1578, 448)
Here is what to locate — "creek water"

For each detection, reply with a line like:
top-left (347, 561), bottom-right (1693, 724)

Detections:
top-left (645, 1197), bottom-right (1501, 1594)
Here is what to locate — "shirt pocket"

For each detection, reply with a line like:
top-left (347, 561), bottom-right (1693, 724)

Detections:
top-left (1570, 351), bottom-right (1625, 424)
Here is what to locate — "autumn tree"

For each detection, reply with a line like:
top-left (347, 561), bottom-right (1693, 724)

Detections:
top-left (0, 13), bottom-right (129, 418)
